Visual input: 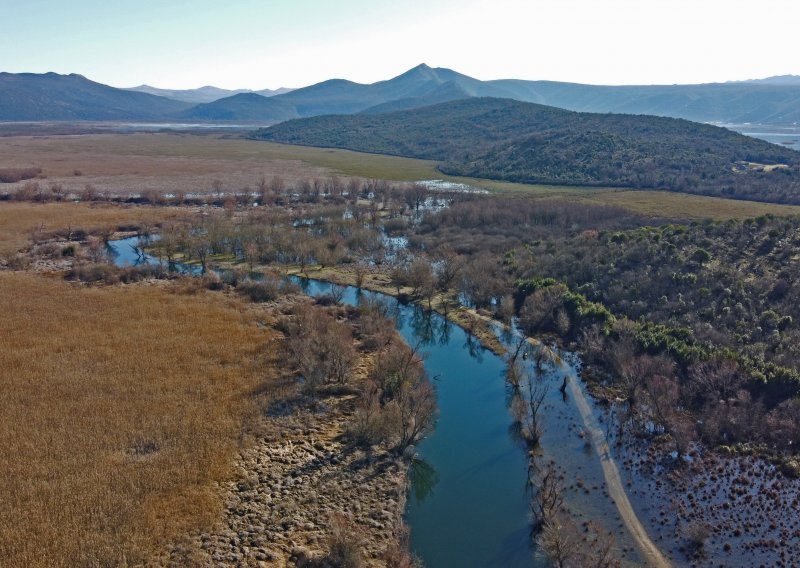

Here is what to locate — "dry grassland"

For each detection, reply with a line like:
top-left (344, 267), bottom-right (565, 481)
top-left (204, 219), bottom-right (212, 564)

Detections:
top-left (0, 134), bottom-right (413, 196)
top-left (464, 177), bottom-right (800, 220)
top-left (2, 132), bottom-right (798, 221)
top-left (578, 188), bottom-right (800, 220)
top-left (0, 273), bottom-right (277, 567)
top-left (0, 201), bottom-right (186, 256)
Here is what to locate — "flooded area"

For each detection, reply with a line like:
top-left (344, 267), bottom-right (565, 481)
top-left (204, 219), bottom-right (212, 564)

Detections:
top-left (720, 123), bottom-right (800, 152)
top-left (109, 236), bottom-right (800, 567)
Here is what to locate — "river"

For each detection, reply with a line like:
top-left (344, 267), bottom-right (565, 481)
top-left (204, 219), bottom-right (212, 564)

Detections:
top-left (108, 237), bottom-right (653, 567)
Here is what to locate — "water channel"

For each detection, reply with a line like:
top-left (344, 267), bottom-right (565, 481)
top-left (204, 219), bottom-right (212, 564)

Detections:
top-left (108, 236), bottom-right (646, 567)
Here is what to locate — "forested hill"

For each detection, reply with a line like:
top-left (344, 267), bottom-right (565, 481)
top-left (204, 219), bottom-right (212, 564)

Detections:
top-left (0, 72), bottom-right (192, 120)
top-left (252, 97), bottom-right (800, 204)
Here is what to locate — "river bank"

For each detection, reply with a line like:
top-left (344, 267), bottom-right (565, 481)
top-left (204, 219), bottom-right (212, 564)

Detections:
top-left (154, 379), bottom-right (410, 567)
top-left (124, 241), bottom-right (660, 566)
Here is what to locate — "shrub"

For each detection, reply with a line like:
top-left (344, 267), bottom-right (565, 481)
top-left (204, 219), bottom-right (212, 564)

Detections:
top-left (0, 167), bottom-right (41, 184)
top-left (235, 275), bottom-right (297, 302)
top-left (65, 263), bottom-right (120, 284)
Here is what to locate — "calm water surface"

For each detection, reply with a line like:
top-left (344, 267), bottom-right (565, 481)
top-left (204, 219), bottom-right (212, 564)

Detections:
top-left (109, 238), bottom-right (647, 567)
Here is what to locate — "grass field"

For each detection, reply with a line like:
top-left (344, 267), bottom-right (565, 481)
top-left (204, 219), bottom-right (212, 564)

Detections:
top-left (2, 132), bottom-right (799, 220)
top-left (0, 273), bottom-right (276, 567)
top-left (0, 201), bottom-right (186, 256)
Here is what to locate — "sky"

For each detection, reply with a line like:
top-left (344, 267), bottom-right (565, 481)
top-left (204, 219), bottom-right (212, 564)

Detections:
top-left (1, 0), bottom-right (799, 90)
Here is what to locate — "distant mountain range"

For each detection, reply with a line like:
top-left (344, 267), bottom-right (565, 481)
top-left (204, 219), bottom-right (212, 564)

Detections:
top-left (1, 65), bottom-right (800, 125)
top-left (126, 84), bottom-right (294, 104)
top-left (254, 97), bottom-right (800, 204)
top-left (738, 75), bottom-right (800, 86)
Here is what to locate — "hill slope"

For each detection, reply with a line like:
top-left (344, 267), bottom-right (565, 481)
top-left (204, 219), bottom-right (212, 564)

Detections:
top-left (486, 80), bottom-right (800, 125)
top-left (126, 85), bottom-right (293, 104)
top-left (253, 97), bottom-right (800, 204)
top-left (270, 63), bottom-right (513, 117)
top-left (177, 93), bottom-right (298, 122)
top-left (271, 64), bottom-right (800, 125)
top-left (0, 72), bottom-right (192, 121)
top-left (3, 66), bottom-right (800, 126)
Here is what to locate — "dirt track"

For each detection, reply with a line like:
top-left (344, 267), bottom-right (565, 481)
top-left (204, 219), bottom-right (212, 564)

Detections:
top-left (561, 361), bottom-right (672, 568)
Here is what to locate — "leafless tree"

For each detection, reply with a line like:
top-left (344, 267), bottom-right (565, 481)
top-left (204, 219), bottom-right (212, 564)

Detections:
top-left (524, 375), bottom-right (549, 446)
top-left (688, 358), bottom-right (742, 403)
top-left (369, 340), bottom-right (438, 452)
top-left (286, 304), bottom-right (357, 396)
top-left (353, 260), bottom-right (369, 289)
top-left (530, 461), bottom-right (563, 532)
top-left (537, 521), bottom-right (577, 568)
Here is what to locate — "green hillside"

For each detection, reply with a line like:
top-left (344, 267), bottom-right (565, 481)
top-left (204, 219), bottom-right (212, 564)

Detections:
top-left (253, 97), bottom-right (800, 204)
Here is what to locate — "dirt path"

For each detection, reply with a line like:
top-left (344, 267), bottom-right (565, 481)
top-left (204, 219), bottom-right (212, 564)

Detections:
top-left (561, 362), bottom-right (672, 568)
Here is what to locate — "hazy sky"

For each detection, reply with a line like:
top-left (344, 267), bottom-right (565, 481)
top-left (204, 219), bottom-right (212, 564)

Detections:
top-left (2, 0), bottom-right (799, 89)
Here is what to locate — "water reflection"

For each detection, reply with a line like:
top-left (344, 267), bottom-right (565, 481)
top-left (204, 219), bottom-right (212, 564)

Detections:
top-left (407, 306), bottom-right (454, 348)
top-left (108, 237), bottom-right (636, 568)
top-left (463, 333), bottom-right (485, 363)
top-left (409, 457), bottom-right (439, 504)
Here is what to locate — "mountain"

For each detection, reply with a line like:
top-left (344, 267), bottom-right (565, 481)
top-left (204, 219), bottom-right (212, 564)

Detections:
top-left (483, 80), bottom-right (800, 125)
top-left (739, 75), bottom-right (800, 86)
top-left (0, 72), bottom-right (192, 121)
top-left (270, 63), bottom-right (513, 117)
top-left (253, 97), bottom-right (800, 204)
top-left (177, 92), bottom-right (298, 122)
top-left (270, 64), bottom-right (800, 125)
top-left (126, 85), bottom-right (294, 104)
top-left (3, 66), bottom-right (800, 126)
top-left (358, 81), bottom-right (472, 114)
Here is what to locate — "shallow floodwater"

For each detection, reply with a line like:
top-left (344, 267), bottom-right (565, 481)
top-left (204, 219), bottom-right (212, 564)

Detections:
top-left (721, 123), bottom-right (800, 152)
top-left (108, 238), bottom-right (653, 567)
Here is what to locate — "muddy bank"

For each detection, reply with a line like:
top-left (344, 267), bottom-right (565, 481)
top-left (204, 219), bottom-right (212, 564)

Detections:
top-left (155, 390), bottom-right (409, 567)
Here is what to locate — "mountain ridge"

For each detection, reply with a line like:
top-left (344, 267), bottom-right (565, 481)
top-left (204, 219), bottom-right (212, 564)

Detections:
top-left (1, 67), bottom-right (800, 125)
top-left (126, 84), bottom-right (294, 104)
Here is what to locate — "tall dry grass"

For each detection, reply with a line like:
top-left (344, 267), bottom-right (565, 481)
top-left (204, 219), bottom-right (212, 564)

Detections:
top-left (0, 201), bottom-right (186, 256)
top-left (0, 273), bottom-right (276, 566)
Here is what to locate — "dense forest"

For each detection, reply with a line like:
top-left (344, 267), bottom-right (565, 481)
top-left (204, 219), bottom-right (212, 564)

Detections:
top-left (254, 97), bottom-right (800, 204)
top-left (406, 196), bottom-right (800, 462)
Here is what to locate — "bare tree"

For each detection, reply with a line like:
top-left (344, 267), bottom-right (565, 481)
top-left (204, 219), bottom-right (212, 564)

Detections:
top-left (328, 283), bottom-right (347, 304)
top-left (530, 461), bottom-right (564, 532)
top-left (353, 260), bottom-right (369, 289)
top-left (244, 241), bottom-right (258, 273)
top-left (370, 340), bottom-right (438, 452)
top-left (286, 304), bottom-right (357, 396)
top-left (433, 247), bottom-right (464, 292)
top-left (394, 377), bottom-right (437, 451)
top-left (688, 358), bottom-right (742, 403)
top-left (537, 521), bottom-right (577, 568)
top-left (524, 375), bottom-right (549, 446)
top-left (519, 284), bottom-right (567, 335)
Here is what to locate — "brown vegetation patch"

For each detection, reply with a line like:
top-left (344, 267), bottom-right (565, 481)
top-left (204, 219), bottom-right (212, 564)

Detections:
top-left (0, 134), bottom-right (333, 197)
top-left (0, 201), bottom-right (185, 256)
top-left (0, 273), bottom-right (276, 567)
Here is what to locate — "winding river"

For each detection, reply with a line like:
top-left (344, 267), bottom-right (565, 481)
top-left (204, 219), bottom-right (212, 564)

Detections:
top-left (108, 237), bottom-right (658, 567)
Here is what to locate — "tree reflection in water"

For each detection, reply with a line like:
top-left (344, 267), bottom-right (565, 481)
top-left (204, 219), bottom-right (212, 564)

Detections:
top-left (409, 457), bottom-right (439, 504)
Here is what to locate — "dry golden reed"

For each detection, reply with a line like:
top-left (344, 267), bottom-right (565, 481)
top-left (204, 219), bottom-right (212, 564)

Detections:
top-left (0, 201), bottom-right (185, 255)
top-left (0, 273), bottom-right (275, 566)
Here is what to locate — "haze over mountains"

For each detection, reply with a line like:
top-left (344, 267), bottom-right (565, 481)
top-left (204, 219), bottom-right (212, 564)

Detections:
top-left (2, 64), bottom-right (800, 126)
top-left (126, 85), bottom-right (294, 104)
